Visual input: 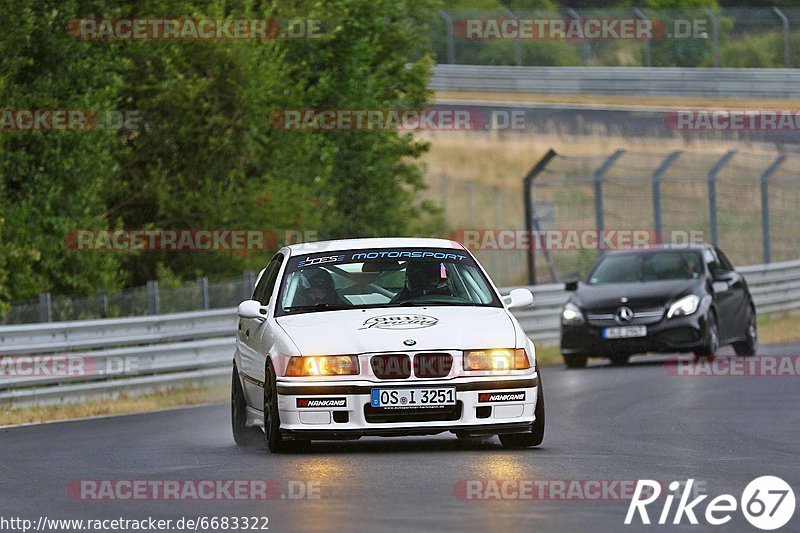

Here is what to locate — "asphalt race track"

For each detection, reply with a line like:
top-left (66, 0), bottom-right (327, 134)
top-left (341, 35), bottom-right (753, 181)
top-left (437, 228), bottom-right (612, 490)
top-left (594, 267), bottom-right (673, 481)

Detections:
top-left (3, 344), bottom-right (800, 533)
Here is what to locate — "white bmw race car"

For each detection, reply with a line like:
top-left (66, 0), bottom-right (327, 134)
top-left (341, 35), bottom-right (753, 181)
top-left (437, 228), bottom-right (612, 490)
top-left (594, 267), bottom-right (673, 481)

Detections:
top-left (231, 237), bottom-right (544, 452)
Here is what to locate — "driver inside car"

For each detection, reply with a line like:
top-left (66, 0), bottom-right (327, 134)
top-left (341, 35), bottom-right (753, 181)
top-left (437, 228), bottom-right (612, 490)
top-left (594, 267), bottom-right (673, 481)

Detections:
top-left (391, 262), bottom-right (450, 302)
top-left (295, 268), bottom-right (350, 307)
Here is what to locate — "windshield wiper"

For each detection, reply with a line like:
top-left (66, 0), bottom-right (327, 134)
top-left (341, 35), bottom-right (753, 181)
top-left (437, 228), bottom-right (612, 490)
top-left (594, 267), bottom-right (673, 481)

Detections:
top-left (283, 303), bottom-right (353, 313)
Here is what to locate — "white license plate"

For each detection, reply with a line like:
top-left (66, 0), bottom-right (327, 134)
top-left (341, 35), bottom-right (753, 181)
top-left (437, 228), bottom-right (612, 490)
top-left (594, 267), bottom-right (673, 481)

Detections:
top-left (370, 387), bottom-right (456, 408)
top-left (603, 326), bottom-right (647, 339)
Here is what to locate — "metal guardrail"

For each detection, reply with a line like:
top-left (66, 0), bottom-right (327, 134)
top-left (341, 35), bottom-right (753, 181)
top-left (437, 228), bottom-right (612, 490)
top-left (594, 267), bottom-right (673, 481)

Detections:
top-left (430, 65), bottom-right (800, 99)
top-left (1, 259), bottom-right (798, 408)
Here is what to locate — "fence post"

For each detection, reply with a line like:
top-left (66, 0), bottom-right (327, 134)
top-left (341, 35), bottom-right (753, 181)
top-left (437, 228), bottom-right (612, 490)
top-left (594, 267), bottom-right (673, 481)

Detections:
top-left (567, 8), bottom-right (588, 66)
top-left (38, 292), bottom-right (52, 323)
top-left (504, 7), bottom-right (522, 66)
top-left (759, 155), bottom-right (786, 264)
top-left (243, 271), bottom-right (256, 300)
top-left (438, 10), bottom-right (456, 64)
top-left (197, 276), bottom-right (210, 310)
top-left (707, 151), bottom-right (737, 246)
top-left (651, 151), bottom-right (683, 243)
top-left (703, 7), bottom-right (720, 67)
top-left (633, 8), bottom-right (651, 67)
top-left (99, 291), bottom-right (109, 318)
top-left (146, 280), bottom-right (160, 315)
top-left (523, 149), bottom-right (558, 285)
top-left (773, 7), bottom-right (791, 68)
top-left (593, 150), bottom-right (626, 251)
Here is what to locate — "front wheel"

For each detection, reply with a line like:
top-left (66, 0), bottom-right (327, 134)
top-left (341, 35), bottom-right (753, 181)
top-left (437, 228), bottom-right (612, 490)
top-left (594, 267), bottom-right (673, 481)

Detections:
top-left (733, 310), bottom-right (757, 356)
top-left (263, 360), bottom-right (287, 453)
top-left (499, 366), bottom-right (545, 449)
top-left (232, 365), bottom-right (262, 447)
top-left (694, 313), bottom-right (719, 359)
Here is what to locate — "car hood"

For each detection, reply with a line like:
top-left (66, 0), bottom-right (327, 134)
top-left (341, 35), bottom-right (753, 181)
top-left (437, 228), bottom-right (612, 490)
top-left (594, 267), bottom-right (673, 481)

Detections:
top-left (574, 279), bottom-right (702, 311)
top-left (276, 306), bottom-right (516, 355)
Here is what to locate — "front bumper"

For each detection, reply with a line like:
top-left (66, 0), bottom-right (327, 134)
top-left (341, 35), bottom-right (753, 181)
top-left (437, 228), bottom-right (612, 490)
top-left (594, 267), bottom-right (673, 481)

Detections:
top-left (561, 312), bottom-right (709, 357)
top-left (274, 375), bottom-right (539, 439)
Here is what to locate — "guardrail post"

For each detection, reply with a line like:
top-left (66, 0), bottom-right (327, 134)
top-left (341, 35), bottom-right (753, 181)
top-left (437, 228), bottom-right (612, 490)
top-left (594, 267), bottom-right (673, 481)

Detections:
top-left (523, 149), bottom-right (558, 285)
top-left (651, 151), bottom-right (683, 243)
top-left (593, 150), bottom-right (626, 251)
top-left (146, 280), bottom-right (160, 315)
top-left (243, 271), bottom-right (256, 300)
top-left (759, 155), bottom-right (786, 264)
top-left (773, 7), bottom-right (791, 68)
top-left (633, 8), bottom-right (651, 67)
top-left (504, 8), bottom-right (523, 66)
top-left (438, 10), bottom-right (456, 64)
top-left (707, 151), bottom-right (736, 246)
top-left (567, 8), bottom-right (588, 66)
top-left (38, 292), bottom-right (52, 323)
top-left (197, 276), bottom-right (210, 310)
top-left (703, 7), bottom-right (720, 67)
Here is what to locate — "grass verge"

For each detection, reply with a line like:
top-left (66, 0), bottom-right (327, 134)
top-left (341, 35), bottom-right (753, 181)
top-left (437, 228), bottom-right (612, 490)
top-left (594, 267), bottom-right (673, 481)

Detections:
top-left (0, 382), bottom-right (228, 428)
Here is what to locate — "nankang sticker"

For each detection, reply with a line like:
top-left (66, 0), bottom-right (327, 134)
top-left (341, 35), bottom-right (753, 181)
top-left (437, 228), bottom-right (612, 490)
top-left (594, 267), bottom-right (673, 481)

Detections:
top-left (360, 314), bottom-right (439, 330)
top-left (296, 398), bottom-right (347, 408)
top-left (478, 391), bottom-right (526, 403)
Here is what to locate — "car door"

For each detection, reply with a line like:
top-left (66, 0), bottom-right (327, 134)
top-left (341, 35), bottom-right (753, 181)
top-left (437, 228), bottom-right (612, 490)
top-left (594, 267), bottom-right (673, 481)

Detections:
top-left (715, 247), bottom-right (750, 337)
top-left (704, 247), bottom-right (739, 342)
top-left (238, 254), bottom-right (284, 409)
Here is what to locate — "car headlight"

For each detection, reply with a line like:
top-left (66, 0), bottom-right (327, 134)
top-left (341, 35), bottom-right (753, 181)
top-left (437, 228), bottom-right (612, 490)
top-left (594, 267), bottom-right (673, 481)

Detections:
top-left (667, 295), bottom-right (700, 319)
top-left (463, 349), bottom-right (530, 371)
top-left (285, 355), bottom-right (359, 376)
top-left (561, 302), bottom-right (585, 324)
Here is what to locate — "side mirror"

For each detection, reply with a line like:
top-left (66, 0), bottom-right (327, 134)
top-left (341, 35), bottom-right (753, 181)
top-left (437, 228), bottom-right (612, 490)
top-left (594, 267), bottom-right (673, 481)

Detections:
top-left (503, 288), bottom-right (534, 309)
top-left (238, 299), bottom-right (268, 320)
top-left (565, 280), bottom-right (579, 292)
top-left (712, 269), bottom-right (735, 282)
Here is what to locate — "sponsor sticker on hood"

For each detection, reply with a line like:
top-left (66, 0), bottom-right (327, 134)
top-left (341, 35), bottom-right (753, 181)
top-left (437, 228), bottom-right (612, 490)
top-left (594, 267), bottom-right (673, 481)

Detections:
top-left (359, 314), bottom-right (438, 330)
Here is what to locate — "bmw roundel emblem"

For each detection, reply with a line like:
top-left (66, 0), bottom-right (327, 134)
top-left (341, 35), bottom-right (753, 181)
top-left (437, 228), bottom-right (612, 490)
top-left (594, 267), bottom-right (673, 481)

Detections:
top-left (403, 339), bottom-right (416, 346)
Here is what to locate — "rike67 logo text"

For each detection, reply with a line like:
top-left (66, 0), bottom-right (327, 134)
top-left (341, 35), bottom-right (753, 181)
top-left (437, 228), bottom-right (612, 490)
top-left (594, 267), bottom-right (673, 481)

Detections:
top-left (626, 477), bottom-right (795, 530)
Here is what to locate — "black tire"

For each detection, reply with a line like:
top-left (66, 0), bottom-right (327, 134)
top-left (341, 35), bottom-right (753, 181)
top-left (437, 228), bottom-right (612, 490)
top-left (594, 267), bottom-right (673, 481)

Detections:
top-left (694, 313), bottom-right (719, 358)
top-left (499, 366), bottom-right (545, 449)
top-left (563, 354), bottom-right (587, 369)
top-left (733, 309), bottom-right (757, 356)
top-left (610, 355), bottom-right (630, 367)
top-left (231, 365), bottom-right (262, 447)
top-left (263, 359), bottom-right (287, 453)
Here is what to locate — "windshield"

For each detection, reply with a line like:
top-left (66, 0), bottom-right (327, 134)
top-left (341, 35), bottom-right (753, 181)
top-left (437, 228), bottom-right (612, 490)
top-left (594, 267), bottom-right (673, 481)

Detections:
top-left (587, 251), bottom-right (703, 285)
top-left (275, 247), bottom-right (501, 316)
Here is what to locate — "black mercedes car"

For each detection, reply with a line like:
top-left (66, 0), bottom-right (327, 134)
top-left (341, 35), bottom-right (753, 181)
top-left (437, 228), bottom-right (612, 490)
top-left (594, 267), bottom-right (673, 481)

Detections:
top-left (560, 244), bottom-right (757, 368)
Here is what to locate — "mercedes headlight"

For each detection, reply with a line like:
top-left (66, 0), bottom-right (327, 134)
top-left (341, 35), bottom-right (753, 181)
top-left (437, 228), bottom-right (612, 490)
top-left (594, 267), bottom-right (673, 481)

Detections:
top-left (667, 295), bottom-right (700, 319)
top-left (562, 302), bottom-right (585, 325)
